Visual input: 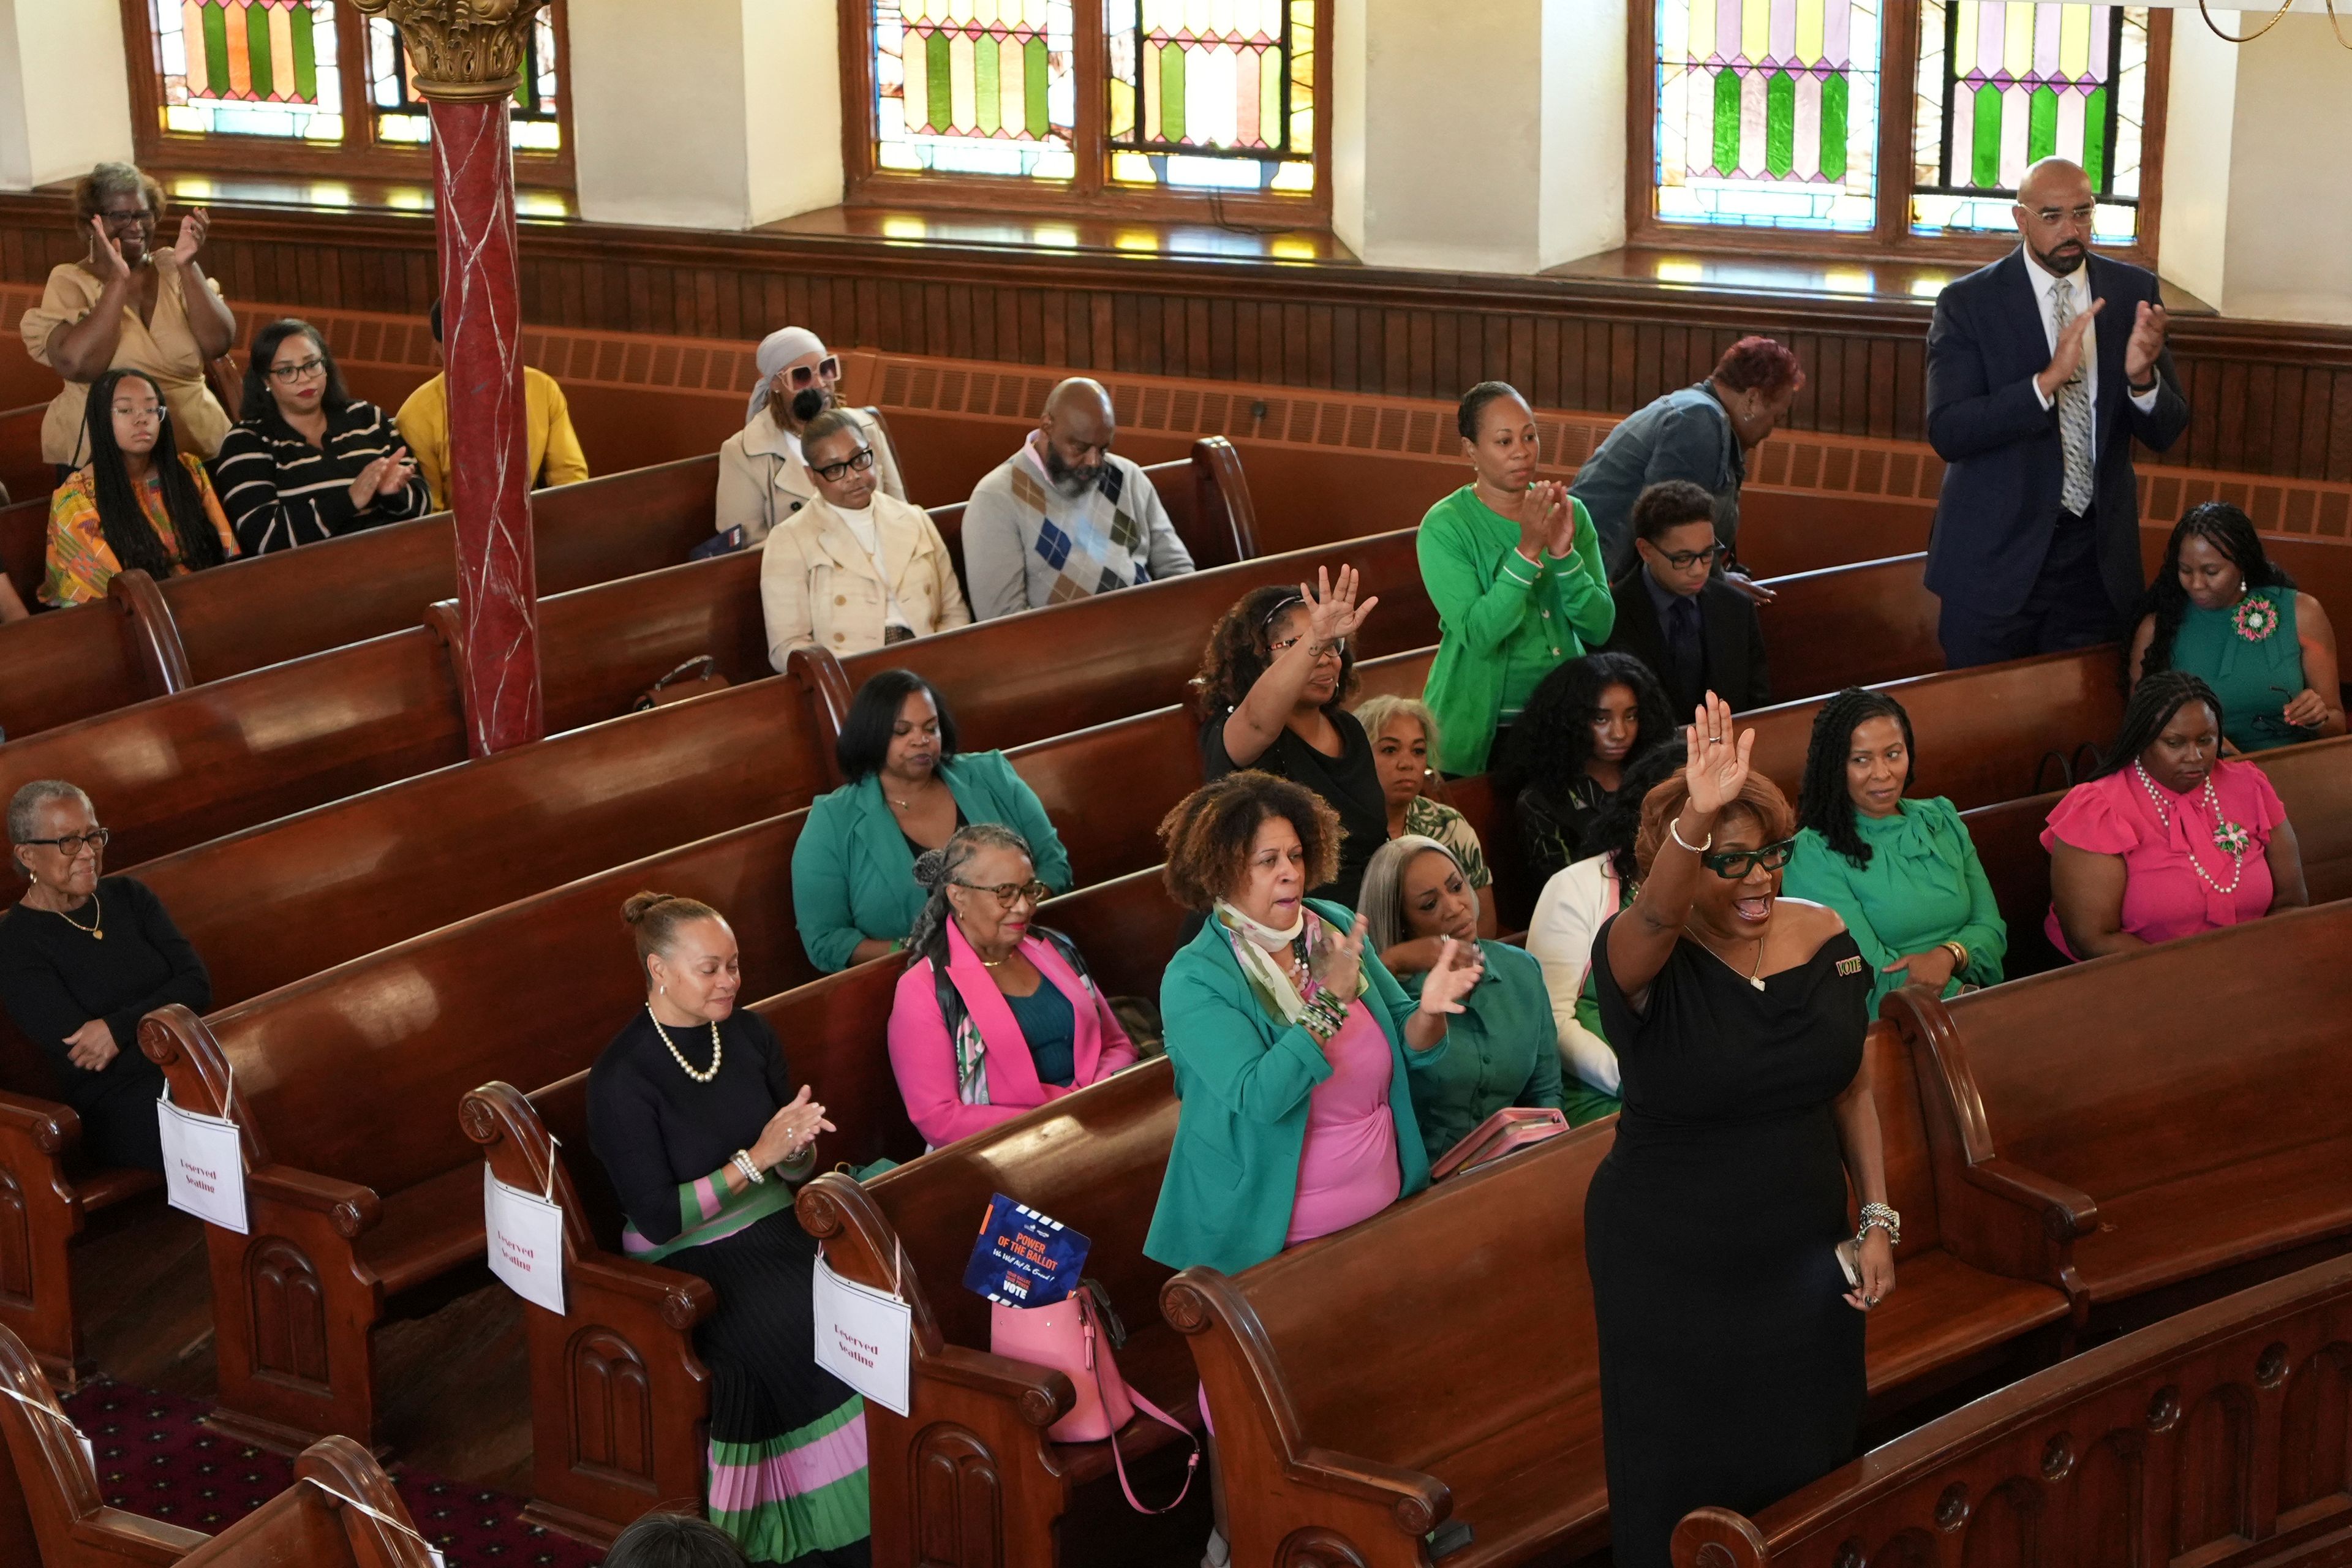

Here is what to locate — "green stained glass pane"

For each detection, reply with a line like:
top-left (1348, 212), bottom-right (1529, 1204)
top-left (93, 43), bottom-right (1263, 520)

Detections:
top-left (1711, 67), bottom-right (1741, 176)
top-left (2027, 84), bottom-right (2057, 164)
top-left (974, 34), bottom-right (1000, 135)
top-left (291, 4), bottom-right (318, 100)
top-left (244, 1), bottom-right (273, 98)
top-left (2082, 85), bottom-right (2109, 190)
top-left (1024, 36), bottom-right (1048, 139)
top-left (1970, 83), bottom-right (2003, 190)
top-left (1819, 72), bottom-right (1848, 181)
top-left (201, 2), bottom-right (231, 96)
top-left (1764, 70), bottom-right (1795, 178)
top-left (924, 28), bottom-right (952, 134)
top-left (1158, 39), bottom-right (1185, 145)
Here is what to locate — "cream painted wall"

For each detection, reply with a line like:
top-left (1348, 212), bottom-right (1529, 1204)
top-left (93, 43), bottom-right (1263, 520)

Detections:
top-left (2216, 17), bottom-right (2352, 325)
top-left (2154, 20), bottom-right (2236, 307)
top-left (0, 0), bottom-right (134, 192)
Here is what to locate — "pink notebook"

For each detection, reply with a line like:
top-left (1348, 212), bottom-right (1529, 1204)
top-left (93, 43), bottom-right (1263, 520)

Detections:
top-left (1430, 1106), bottom-right (1570, 1182)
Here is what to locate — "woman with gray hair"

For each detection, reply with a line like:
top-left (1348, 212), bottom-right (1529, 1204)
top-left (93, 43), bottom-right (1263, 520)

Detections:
top-left (1352, 692), bottom-right (1496, 938)
top-left (0, 780), bottom-right (210, 1171)
top-left (1360, 834), bottom-right (1570, 1158)
top-left (715, 325), bottom-right (907, 547)
top-left (884, 824), bottom-right (1139, 1150)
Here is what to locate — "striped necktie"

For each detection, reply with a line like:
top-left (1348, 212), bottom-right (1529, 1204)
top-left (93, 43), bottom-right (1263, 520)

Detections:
top-left (2049, 279), bottom-right (2095, 515)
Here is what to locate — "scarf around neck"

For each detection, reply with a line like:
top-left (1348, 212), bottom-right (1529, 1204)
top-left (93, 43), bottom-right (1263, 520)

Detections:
top-left (1213, 899), bottom-right (1319, 1023)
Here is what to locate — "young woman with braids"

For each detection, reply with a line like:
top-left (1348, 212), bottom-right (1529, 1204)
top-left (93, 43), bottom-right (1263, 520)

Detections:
top-left (1781, 688), bottom-right (2007, 1010)
top-left (41, 368), bottom-right (235, 606)
top-left (586, 892), bottom-right (867, 1567)
top-left (2127, 502), bottom-right (2342, 753)
top-left (1496, 650), bottom-right (1678, 889)
top-left (885, 824), bottom-right (1139, 1150)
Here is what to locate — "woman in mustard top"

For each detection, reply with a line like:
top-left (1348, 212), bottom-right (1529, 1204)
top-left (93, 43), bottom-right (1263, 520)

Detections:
top-left (43, 369), bottom-right (235, 608)
top-left (1417, 382), bottom-right (1614, 776)
top-left (1781, 689), bottom-right (2007, 1011)
top-left (2128, 503), bottom-right (2342, 753)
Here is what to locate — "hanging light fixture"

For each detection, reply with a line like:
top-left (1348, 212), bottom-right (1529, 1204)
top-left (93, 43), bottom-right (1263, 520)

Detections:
top-left (2196, 0), bottom-right (2352, 48)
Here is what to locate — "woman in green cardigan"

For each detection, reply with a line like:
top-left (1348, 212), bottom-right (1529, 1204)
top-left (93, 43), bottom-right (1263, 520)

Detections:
top-left (791, 670), bottom-right (1072, 973)
top-left (1419, 381), bottom-right (1615, 776)
top-left (1359, 834), bottom-right (1596, 1154)
top-left (1143, 772), bottom-right (1482, 1278)
top-left (1782, 688), bottom-right (2007, 1010)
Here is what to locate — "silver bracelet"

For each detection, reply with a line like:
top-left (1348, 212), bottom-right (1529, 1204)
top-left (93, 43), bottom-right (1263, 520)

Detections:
top-left (1857, 1203), bottom-right (1901, 1246)
top-left (1668, 818), bottom-right (1712, 854)
top-left (731, 1150), bottom-right (765, 1186)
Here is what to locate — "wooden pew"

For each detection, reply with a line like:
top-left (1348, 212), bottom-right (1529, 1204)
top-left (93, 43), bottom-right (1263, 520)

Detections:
top-left (1742, 647), bottom-right (2127, 813)
top-left (0, 404), bottom-right (46, 516)
top-left (1754, 552), bottom-right (1942, 703)
top-left (0, 1322), bottom-right (432, 1566)
top-left (1672, 1252), bottom-right (2352, 1568)
top-left (0, 589), bottom-right (159, 745)
top-left (924, 435), bottom-right (1259, 582)
top-left (0, 494), bottom-right (44, 612)
top-left (1887, 899), bottom-right (2352, 1333)
top-left (793, 525), bottom-right (1433, 760)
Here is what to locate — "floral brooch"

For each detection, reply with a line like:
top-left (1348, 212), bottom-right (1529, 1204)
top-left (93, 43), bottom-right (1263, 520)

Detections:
top-left (2232, 594), bottom-right (2280, 643)
top-left (2213, 818), bottom-right (2253, 856)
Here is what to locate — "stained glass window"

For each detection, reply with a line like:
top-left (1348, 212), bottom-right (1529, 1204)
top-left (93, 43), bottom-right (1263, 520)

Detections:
top-left (1912, 3), bottom-right (2149, 241)
top-left (1104, 0), bottom-right (1316, 193)
top-left (1653, 0), bottom-right (1883, 231)
top-left (151, 0), bottom-right (343, 141)
top-left (873, 1), bottom-right (1079, 181)
top-left (365, 9), bottom-right (563, 151)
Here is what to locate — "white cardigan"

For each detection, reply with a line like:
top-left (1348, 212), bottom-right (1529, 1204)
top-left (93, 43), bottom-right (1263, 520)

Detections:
top-left (1523, 854), bottom-right (1625, 1095)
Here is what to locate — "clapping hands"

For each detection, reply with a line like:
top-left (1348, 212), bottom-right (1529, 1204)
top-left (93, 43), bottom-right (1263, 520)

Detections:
top-left (1413, 937), bottom-right (1484, 1019)
top-left (1510, 480), bottom-right (1575, 562)
top-left (750, 1085), bottom-right (835, 1169)
top-left (347, 446), bottom-right (419, 507)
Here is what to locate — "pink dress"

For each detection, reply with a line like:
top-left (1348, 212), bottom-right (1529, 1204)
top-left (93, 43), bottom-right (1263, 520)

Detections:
top-left (1282, 1001), bottom-right (1404, 1247)
top-left (2040, 760), bottom-right (2287, 959)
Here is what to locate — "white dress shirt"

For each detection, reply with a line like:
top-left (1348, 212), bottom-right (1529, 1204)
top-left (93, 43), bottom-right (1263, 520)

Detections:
top-left (2019, 245), bottom-right (2160, 454)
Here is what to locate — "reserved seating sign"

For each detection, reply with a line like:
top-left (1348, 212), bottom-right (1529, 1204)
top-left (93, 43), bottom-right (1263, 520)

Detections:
top-left (813, 1253), bottom-right (911, 1416)
top-left (157, 1093), bottom-right (247, 1234)
top-left (484, 1165), bottom-right (566, 1316)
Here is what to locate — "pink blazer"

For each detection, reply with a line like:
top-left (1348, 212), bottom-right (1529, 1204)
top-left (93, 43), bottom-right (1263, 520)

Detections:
top-left (887, 922), bottom-right (1140, 1148)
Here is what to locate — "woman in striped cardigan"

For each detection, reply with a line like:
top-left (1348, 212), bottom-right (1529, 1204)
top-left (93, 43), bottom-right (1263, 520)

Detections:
top-left (209, 318), bottom-right (432, 555)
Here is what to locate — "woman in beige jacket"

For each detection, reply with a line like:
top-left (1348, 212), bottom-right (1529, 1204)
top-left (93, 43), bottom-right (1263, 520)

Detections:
top-left (762, 410), bottom-right (969, 671)
top-left (718, 326), bottom-right (907, 546)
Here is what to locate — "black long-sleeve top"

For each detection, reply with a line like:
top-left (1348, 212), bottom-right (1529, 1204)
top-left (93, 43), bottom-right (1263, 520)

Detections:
top-left (209, 399), bottom-right (434, 555)
top-left (0, 877), bottom-right (211, 1110)
top-left (587, 1007), bottom-right (809, 1250)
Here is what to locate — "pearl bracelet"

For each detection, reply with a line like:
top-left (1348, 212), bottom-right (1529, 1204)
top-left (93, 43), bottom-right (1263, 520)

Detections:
top-left (732, 1150), bottom-right (765, 1187)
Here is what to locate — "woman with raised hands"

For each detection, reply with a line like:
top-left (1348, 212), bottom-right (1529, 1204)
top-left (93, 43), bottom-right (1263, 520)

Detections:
top-left (1583, 694), bottom-right (1892, 1568)
top-left (1196, 565), bottom-right (1386, 910)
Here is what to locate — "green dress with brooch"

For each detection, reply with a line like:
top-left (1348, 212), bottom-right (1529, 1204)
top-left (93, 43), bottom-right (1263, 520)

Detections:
top-left (2167, 588), bottom-right (2314, 753)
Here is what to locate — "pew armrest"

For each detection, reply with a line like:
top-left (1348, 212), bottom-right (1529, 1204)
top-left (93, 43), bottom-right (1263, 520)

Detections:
top-left (1289, 1444), bottom-right (1453, 1536)
top-left (922, 1342), bottom-right (1074, 1431)
top-left (1937, 1155), bottom-right (2100, 1306)
top-left (70, 1507), bottom-right (213, 1562)
top-left (1964, 1157), bottom-right (2100, 1242)
top-left (0, 1090), bottom-right (77, 1155)
top-left (246, 1163), bottom-right (385, 1240)
top-left (568, 1250), bottom-right (717, 1331)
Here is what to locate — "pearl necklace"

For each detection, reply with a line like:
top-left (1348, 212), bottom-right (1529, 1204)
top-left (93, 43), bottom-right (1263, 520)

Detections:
top-left (647, 1006), bottom-right (723, 1083)
top-left (2133, 764), bottom-right (2247, 895)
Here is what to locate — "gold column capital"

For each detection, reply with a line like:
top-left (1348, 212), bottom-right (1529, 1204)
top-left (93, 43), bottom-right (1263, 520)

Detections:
top-left (346, 0), bottom-right (552, 102)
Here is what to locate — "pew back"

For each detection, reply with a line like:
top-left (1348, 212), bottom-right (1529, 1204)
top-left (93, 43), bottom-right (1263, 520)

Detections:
top-left (1013, 706), bottom-right (1205, 888)
top-left (0, 595), bottom-right (151, 743)
top-left (1756, 554), bottom-right (1942, 703)
top-left (0, 494), bottom-right (41, 608)
top-left (527, 548), bottom-right (769, 734)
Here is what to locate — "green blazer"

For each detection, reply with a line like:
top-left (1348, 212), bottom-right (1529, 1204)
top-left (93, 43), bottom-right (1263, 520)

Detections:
top-left (1143, 900), bottom-right (1444, 1276)
top-left (791, 750), bottom-right (1072, 974)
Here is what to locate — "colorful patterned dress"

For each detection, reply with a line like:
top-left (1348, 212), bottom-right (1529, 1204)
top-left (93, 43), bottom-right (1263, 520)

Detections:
top-left (42, 454), bottom-right (237, 606)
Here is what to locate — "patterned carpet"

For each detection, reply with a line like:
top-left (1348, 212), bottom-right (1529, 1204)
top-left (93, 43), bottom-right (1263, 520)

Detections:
top-left (58, 1379), bottom-right (606, 1566)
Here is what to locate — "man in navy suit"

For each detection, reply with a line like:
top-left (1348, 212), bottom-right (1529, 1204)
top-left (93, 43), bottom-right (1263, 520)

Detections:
top-left (1924, 157), bottom-right (2190, 667)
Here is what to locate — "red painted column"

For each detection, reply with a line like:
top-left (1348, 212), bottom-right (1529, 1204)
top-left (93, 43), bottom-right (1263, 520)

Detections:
top-left (430, 96), bottom-right (544, 755)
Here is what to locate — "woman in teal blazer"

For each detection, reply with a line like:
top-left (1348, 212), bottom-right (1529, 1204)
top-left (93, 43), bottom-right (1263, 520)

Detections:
top-left (792, 671), bottom-right (1072, 973)
top-left (1144, 772), bottom-right (1481, 1277)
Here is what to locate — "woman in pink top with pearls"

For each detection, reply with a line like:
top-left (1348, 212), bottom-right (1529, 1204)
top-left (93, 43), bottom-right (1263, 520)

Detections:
top-left (2045, 672), bottom-right (2307, 960)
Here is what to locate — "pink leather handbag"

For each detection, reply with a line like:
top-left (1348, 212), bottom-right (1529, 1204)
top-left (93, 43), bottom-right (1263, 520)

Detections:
top-left (990, 1283), bottom-right (1198, 1512)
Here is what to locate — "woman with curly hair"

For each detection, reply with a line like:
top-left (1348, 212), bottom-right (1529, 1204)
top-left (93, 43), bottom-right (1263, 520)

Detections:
top-left (1144, 771), bottom-right (1482, 1277)
top-left (2127, 502), bottom-right (2342, 752)
top-left (1194, 567), bottom-right (1385, 910)
top-left (1782, 689), bottom-right (2007, 1010)
top-left (42, 368), bottom-right (235, 606)
top-left (1498, 650), bottom-right (1677, 889)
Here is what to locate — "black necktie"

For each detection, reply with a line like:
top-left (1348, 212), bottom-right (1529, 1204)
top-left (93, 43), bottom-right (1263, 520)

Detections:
top-left (1668, 596), bottom-right (1705, 707)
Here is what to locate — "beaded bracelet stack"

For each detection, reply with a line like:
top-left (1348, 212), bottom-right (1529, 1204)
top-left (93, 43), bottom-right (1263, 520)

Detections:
top-left (1856, 1202), bottom-right (1901, 1246)
top-left (731, 1150), bottom-right (766, 1188)
top-left (1298, 982), bottom-right (1351, 1042)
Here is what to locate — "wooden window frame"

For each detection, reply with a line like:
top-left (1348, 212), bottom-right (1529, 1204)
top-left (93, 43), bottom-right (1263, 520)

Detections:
top-left (837, 0), bottom-right (1334, 228)
top-left (1623, 0), bottom-right (2169, 268)
top-left (121, 0), bottom-right (576, 190)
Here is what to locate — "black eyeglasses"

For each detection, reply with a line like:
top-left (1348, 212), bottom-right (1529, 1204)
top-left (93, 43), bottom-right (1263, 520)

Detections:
top-left (97, 208), bottom-right (154, 229)
top-left (268, 357), bottom-right (328, 384)
top-left (1700, 839), bottom-right (1795, 879)
top-left (1655, 543), bottom-right (1724, 570)
top-left (954, 878), bottom-right (1050, 908)
top-left (20, 829), bottom-right (110, 858)
top-left (811, 447), bottom-right (876, 483)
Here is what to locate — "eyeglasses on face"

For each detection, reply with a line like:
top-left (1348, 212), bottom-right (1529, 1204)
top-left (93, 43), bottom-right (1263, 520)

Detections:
top-left (1657, 543), bottom-right (1724, 570)
top-left (2026, 203), bottom-right (2097, 228)
top-left (785, 356), bottom-right (842, 389)
top-left (97, 208), bottom-right (154, 229)
top-left (811, 447), bottom-right (876, 483)
top-left (1270, 631), bottom-right (1345, 659)
top-left (953, 878), bottom-right (1050, 908)
top-left (1700, 839), bottom-right (1795, 879)
top-left (268, 357), bottom-right (329, 384)
top-left (21, 829), bottom-right (111, 858)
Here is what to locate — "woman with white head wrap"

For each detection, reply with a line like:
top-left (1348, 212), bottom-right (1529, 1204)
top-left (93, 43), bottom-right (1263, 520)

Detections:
top-left (717, 325), bottom-right (907, 546)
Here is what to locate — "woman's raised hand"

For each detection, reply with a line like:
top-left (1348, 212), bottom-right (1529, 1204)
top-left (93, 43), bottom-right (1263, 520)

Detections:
top-left (1306, 909), bottom-right (1370, 1007)
top-left (1414, 937), bottom-right (1484, 1018)
top-left (750, 1084), bottom-right (835, 1170)
top-left (1301, 564), bottom-right (1378, 650)
top-left (87, 219), bottom-right (129, 284)
top-left (1683, 692), bottom-right (1755, 818)
top-left (1542, 486), bottom-right (1577, 559)
top-left (170, 207), bottom-right (210, 268)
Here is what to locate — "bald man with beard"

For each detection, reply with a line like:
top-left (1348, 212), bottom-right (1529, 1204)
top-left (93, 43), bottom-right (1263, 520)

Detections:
top-left (960, 376), bottom-right (1196, 620)
top-left (1924, 156), bottom-right (2189, 667)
